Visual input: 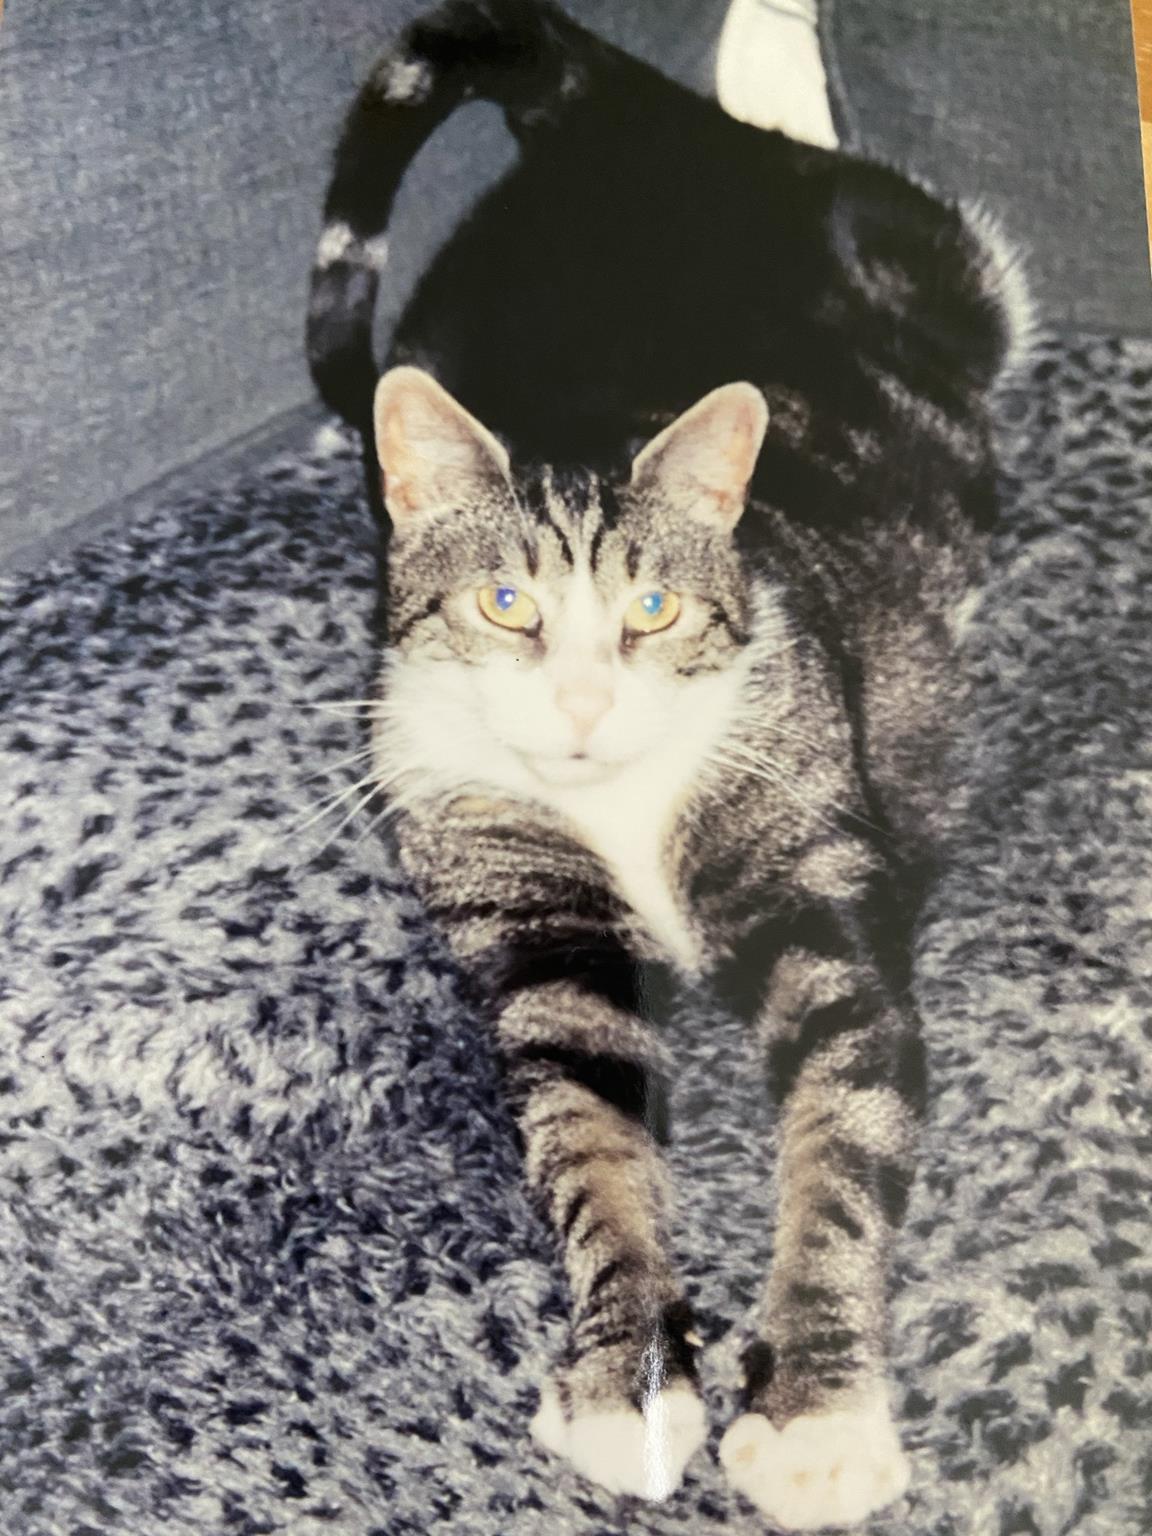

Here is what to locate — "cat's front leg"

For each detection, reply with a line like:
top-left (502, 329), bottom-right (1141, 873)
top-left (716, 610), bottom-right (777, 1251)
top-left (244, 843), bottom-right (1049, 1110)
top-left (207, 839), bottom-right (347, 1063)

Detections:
top-left (494, 977), bottom-right (706, 1500)
top-left (399, 800), bottom-right (707, 1500)
top-left (719, 934), bottom-right (923, 1529)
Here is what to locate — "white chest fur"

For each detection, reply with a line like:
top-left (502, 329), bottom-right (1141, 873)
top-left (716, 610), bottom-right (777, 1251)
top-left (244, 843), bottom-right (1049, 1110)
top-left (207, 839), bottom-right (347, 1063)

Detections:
top-left (537, 660), bottom-right (752, 970)
top-left (540, 738), bottom-right (710, 973)
top-left (537, 648), bottom-right (757, 971)
top-left (380, 634), bottom-right (761, 972)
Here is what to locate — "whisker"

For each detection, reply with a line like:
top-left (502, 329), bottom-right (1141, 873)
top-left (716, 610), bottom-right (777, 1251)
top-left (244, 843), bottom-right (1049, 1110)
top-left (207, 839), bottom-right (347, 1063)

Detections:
top-left (734, 744), bottom-right (883, 832)
top-left (710, 745), bottom-right (841, 830)
top-left (297, 768), bottom-right (381, 814)
top-left (351, 798), bottom-right (401, 847)
top-left (274, 765), bottom-right (410, 872)
top-left (297, 745), bottom-right (377, 786)
top-left (289, 769), bottom-right (382, 833)
top-left (716, 742), bottom-right (883, 834)
top-left (304, 778), bottom-right (397, 860)
top-left (322, 782), bottom-right (386, 842)
top-left (723, 737), bottom-right (825, 778)
top-left (720, 743), bottom-right (826, 790)
top-left (759, 719), bottom-right (832, 754)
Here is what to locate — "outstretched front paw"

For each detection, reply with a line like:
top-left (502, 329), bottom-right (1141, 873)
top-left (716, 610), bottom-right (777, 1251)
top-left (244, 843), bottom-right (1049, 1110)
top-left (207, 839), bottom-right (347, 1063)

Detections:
top-left (531, 1381), bottom-right (707, 1501)
top-left (719, 1396), bottom-right (910, 1530)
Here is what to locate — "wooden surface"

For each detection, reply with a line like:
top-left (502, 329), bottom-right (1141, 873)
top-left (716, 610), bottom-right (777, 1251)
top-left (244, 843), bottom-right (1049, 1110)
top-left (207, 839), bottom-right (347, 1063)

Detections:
top-left (1136, 0), bottom-right (1152, 261)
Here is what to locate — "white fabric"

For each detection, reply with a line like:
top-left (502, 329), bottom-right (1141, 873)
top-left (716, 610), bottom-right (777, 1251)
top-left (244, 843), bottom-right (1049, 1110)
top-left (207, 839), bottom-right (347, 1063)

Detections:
top-left (715, 0), bottom-right (839, 148)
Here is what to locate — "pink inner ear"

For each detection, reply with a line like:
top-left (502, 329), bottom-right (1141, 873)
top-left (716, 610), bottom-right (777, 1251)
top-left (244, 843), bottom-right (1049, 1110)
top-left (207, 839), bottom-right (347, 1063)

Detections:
top-left (376, 406), bottom-right (426, 518)
top-left (696, 410), bottom-right (762, 511)
top-left (373, 366), bottom-right (510, 525)
top-left (631, 382), bottom-right (769, 527)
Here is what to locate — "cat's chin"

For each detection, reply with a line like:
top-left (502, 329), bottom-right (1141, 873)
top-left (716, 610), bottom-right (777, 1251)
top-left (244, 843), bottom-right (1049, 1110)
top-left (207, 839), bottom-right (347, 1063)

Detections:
top-left (524, 753), bottom-right (624, 788)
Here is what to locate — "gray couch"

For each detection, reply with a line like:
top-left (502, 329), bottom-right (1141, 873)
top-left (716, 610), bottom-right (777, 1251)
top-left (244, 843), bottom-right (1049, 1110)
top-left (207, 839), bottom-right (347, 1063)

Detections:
top-left (0, 0), bottom-right (1147, 567)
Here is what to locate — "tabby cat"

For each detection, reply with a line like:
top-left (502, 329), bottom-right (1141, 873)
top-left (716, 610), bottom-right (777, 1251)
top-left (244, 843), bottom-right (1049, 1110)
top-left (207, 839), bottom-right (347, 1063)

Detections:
top-left (306, 2), bottom-right (1026, 1525)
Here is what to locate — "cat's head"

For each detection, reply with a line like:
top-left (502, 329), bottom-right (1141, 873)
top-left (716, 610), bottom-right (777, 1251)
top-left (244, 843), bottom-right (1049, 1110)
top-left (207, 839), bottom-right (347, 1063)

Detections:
top-left (372, 367), bottom-right (769, 792)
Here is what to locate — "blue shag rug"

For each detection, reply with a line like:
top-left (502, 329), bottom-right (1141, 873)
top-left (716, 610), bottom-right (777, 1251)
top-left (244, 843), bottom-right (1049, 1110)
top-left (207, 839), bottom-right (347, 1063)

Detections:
top-left (1, 334), bottom-right (1150, 1535)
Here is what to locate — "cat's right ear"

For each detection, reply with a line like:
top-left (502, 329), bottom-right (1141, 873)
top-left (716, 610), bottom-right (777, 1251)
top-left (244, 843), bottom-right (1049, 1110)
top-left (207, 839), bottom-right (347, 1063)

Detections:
top-left (372, 367), bottom-right (511, 528)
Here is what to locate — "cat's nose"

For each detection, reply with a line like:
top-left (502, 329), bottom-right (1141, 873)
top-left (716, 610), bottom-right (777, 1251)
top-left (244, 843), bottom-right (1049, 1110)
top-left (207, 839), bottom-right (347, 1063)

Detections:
top-left (555, 681), bottom-right (614, 741)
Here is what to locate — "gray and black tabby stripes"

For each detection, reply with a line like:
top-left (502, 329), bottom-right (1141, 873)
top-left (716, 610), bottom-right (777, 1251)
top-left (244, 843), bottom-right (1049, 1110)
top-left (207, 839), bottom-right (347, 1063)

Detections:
top-left (309, 0), bottom-right (1024, 1521)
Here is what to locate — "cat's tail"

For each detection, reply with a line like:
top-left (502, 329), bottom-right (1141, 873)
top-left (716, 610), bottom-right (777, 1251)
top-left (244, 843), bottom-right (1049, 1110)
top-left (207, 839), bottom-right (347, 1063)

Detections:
top-left (307, 0), bottom-right (609, 431)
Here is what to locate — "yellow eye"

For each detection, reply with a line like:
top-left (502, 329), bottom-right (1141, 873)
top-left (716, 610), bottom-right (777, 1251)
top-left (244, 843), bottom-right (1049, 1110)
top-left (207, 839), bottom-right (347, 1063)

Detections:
top-left (477, 584), bottom-right (539, 631)
top-left (624, 590), bottom-right (681, 635)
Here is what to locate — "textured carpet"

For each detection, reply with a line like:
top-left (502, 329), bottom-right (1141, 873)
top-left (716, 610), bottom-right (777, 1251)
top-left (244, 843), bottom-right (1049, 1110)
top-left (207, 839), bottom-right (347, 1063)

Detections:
top-left (1, 334), bottom-right (1150, 1536)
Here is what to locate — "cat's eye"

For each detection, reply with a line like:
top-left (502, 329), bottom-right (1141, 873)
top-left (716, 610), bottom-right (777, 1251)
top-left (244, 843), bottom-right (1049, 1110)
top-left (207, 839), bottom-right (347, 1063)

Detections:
top-left (624, 590), bottom-right (681, 635)
top-left (477, 584), bottom-right (539, 631)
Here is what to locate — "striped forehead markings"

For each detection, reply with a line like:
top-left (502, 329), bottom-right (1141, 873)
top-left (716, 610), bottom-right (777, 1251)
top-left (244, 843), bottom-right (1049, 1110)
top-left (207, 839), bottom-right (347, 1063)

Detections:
top-left (588, 481), bottom-right (623, 572)
top-left (521, 469), bottom-right (575, 568)
top-left (586, 515), bottom-right (608, 571)
top-left (521, 464), bottom-right (616, 571)
top-left (546, 513), bottom-right (575, 568)
top-left (516, 465), bottom-right (642, 577)
top-left (520, 534), bottom-right (541, 579)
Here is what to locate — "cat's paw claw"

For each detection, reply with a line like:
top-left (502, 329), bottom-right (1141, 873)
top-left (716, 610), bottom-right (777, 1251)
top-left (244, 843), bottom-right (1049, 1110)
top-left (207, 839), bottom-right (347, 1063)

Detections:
top-left (531, 1382), bottom-right (706, 1501)
top-left (719, 1399), bottom-right (910, 1530)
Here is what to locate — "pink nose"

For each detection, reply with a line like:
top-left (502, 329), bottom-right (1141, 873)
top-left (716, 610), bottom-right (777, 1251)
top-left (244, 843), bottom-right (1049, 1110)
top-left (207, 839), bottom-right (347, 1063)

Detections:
top-left (556, 681), bottom-right (613, 740)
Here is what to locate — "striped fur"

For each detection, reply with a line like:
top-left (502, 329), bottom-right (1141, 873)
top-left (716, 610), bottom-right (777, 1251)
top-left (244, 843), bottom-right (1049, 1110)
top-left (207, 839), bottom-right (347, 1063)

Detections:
top-left (309, 1), bottom-right (1024, 1521)
top-left (369, 458), bottom-right (961, 1519)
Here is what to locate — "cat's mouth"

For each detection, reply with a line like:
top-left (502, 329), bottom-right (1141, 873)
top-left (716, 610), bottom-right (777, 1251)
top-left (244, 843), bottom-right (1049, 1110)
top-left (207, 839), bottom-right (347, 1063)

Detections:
top-left (523, 751), bottom-right (624, 788)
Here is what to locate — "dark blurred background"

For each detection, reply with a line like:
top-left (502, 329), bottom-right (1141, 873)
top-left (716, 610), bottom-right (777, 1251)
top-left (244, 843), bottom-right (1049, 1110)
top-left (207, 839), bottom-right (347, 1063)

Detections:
top-left (0, 0), bottom-right (1146, 568)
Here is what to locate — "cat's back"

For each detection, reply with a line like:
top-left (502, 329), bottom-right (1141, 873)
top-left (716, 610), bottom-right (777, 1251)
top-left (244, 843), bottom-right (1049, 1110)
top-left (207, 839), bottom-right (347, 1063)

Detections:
top-left (390, 73), bottom-right (1020, 503)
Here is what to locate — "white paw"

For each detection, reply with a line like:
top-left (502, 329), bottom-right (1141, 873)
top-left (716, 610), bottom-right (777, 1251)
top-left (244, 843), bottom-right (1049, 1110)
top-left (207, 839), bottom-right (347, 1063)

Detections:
top-left (531, 1382), bottom-right (706, 1501)
top-left (719, 1397), bottom-right (910, 1530)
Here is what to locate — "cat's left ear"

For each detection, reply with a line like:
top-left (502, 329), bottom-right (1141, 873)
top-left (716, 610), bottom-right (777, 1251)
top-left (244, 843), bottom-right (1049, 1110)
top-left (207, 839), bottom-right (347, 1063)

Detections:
top-left (373, 366), bottom-right (511, 528)
top-left (629, 382), bottom-right (768, 530)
